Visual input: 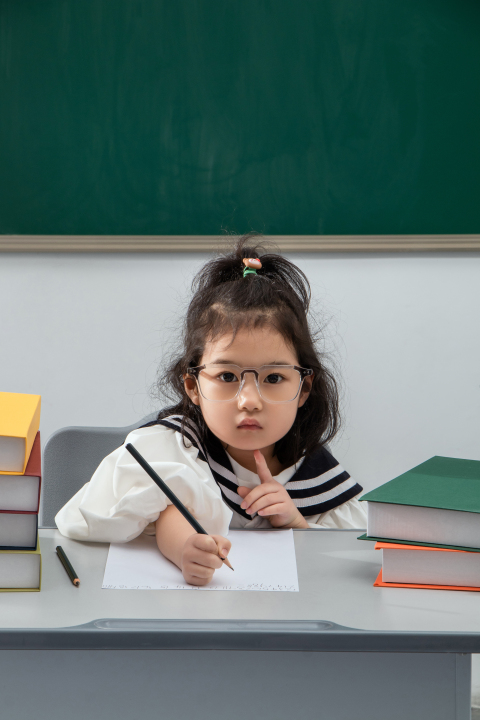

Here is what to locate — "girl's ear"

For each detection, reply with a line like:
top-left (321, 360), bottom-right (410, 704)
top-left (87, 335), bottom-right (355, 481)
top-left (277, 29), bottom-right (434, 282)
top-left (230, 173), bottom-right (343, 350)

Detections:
top-left (297, 373), bottom-right (313, 408)
top-left (183, 375), bottom-right (200, 406)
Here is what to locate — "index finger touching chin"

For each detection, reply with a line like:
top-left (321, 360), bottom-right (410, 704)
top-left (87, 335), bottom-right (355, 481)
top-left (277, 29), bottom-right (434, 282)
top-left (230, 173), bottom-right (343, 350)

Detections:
top-left (253, 450), bottom-right (274, 483)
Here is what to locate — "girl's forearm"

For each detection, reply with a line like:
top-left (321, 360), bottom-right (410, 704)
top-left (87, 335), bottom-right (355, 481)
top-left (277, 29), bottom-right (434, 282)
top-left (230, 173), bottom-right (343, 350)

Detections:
top-left (155, 504), bottom-right (196, 569)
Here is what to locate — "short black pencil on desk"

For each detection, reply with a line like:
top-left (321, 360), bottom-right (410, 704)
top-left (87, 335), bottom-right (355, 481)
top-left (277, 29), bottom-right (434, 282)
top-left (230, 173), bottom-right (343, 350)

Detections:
top-left (125, 443), bottom-right (234, 570)
top-left (56, 546), bottom-right (80, 587)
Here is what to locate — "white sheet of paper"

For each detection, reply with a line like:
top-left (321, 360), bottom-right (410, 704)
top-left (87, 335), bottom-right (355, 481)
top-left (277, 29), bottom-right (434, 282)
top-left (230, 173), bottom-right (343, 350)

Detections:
top-left (102, 529), bottom-right (299, 591)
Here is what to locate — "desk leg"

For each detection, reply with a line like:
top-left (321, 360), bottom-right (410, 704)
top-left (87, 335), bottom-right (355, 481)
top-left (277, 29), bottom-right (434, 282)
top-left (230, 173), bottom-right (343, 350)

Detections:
top-left (0, 650), bottom-right (472, 720)
top-left (456, 653), bottom-right (473, 720)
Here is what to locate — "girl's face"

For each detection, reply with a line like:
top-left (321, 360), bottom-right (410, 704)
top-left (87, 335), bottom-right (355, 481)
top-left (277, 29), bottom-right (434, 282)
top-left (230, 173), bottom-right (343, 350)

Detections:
top-left (184, 326), bottom-right (312, 468)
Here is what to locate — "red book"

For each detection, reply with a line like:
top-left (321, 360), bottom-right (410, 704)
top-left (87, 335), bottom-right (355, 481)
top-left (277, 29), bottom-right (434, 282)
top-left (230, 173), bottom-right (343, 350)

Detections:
top-left (0, 432), bottom-right (41, 513)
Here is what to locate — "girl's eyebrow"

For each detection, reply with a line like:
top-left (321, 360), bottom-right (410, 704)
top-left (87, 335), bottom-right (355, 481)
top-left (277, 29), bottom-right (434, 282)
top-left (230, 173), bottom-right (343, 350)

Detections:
top-left (210, 358), bottom-right (292, 366)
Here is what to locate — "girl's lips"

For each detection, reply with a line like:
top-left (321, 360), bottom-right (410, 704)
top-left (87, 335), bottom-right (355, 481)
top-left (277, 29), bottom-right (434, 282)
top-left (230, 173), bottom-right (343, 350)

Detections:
top-left (238, 421), bottom-right (262, 429)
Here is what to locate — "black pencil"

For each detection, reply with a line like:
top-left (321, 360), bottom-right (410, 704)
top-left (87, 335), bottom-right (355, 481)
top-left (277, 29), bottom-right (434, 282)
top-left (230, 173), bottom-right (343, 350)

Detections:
top-left (125, 442), bottom-right (234, 570)
top-left (56, 545), bottom-right (80, 586)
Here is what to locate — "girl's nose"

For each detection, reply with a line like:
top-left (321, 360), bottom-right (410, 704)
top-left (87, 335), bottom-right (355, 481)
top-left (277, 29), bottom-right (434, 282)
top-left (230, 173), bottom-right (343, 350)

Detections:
top-left (237, 372), bottom-right (262, 410)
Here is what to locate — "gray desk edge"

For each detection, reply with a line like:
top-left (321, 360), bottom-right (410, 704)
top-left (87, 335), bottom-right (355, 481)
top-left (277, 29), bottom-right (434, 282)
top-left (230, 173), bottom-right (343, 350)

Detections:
top-left (2, 619), bottom-right (480, 652)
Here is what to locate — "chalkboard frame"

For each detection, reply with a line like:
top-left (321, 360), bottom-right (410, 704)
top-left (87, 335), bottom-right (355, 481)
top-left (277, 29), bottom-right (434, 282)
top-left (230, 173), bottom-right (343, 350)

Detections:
top-left (0, 235), bottom-right (479, 252)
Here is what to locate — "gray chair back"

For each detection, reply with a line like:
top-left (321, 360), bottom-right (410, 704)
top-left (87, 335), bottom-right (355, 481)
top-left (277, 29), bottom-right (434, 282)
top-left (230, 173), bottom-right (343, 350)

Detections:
top-left (41, 413), bottom-right (157, 527)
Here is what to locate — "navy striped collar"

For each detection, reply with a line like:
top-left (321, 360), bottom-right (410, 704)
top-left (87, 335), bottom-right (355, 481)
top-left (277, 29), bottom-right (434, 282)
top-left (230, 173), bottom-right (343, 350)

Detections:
top-left (154, 415), bottom-right (362, 518)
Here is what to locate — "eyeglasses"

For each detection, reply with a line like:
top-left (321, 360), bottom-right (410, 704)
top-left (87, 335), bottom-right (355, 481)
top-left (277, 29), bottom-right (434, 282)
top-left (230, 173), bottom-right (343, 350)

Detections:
top-left (186, 364), bottom-right (313, 404)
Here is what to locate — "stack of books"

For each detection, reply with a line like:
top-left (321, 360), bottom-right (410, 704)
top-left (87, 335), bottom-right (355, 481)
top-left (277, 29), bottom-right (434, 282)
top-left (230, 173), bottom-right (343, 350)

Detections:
top-left (0, 391), bottom-right (42, 592)
top-left (359, 456), bottom-right (480, 591)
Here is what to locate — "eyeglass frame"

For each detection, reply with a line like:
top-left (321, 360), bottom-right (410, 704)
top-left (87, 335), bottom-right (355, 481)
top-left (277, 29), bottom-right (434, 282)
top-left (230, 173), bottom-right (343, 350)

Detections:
top-left (185, 363), bottom-right (313, 404)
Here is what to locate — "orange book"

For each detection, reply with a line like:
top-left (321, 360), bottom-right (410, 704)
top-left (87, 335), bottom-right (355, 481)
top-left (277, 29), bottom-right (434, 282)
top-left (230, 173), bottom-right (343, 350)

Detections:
top-left (0, 392), bottom-right (41, 474)
top-left (374, 541), bottom-right (480, 591)
top-left (374, 569), bottom-right (480, 592)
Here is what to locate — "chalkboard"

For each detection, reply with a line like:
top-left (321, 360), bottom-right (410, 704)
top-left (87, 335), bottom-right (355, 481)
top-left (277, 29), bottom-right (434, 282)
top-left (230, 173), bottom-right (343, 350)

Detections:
top-left (0, 0), bottom-right (479, 236)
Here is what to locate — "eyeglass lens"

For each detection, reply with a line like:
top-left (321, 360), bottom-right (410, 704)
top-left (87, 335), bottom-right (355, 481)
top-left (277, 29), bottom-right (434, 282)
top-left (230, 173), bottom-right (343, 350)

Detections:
top-left (197, 365), bottom-right (303, 403)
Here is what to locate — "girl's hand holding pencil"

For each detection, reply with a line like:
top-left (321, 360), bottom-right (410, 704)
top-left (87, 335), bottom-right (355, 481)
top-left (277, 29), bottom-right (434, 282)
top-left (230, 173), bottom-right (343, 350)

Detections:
top-left (181, 534), bottom-right (232, 586)
top-left (125, 443), bottom-right (233, 586)
top-left (237, 450), bottom-right (309, 529)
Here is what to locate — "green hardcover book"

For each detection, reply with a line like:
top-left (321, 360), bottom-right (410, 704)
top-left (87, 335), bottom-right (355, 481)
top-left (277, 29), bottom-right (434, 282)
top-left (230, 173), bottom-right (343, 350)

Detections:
top-left (0, 534), bottom-right (41, 591)
top-left (359, 456), bottom-right (480, 550)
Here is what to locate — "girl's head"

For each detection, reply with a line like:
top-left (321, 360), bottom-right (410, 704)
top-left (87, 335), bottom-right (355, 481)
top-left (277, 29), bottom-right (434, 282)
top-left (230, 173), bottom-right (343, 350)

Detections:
top-left (157, 234), bottom-right (340, 466)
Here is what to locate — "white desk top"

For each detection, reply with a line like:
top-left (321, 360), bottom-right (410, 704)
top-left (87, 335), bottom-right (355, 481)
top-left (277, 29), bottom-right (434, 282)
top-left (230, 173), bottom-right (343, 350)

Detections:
top-left (1, 529), bottom-right (479, 651)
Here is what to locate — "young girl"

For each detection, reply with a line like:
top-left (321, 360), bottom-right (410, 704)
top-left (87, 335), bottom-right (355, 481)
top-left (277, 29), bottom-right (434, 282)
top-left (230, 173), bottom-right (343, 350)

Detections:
top-left (56, 236), bottom-right (367, 585)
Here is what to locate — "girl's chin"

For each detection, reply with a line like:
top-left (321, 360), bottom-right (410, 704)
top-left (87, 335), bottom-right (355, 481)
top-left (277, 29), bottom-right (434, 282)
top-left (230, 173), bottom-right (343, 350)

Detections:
top-left (228, 437), bottom-right (273, 452)
top-left (217, 433), bottom-right (261, 447)
top-left (214, 429), bottom-right (277, 451)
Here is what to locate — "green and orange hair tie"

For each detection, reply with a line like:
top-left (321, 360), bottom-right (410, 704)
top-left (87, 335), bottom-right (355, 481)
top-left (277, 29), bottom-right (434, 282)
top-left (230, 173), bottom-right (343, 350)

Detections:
top-left (242, 257), bottom-right (262, 277)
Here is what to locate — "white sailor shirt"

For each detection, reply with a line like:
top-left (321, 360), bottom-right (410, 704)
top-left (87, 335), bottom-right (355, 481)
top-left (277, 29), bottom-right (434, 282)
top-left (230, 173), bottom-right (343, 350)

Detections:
top-left (55, 416), bottom-right (366, 543)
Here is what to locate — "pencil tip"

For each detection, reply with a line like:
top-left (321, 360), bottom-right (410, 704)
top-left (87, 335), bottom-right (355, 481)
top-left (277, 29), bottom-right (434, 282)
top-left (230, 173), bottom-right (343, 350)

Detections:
top-left (222, 556), bottom-right (234, 571)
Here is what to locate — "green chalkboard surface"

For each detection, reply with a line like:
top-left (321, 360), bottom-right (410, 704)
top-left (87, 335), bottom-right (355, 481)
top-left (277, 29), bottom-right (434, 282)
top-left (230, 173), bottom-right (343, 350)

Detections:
top-left (0, 0), bottom-right (479, 235)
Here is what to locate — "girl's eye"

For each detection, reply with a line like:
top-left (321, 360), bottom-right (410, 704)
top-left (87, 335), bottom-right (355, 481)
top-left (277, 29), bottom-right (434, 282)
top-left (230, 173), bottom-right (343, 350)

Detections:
top-left (264, 373), bottom-right (284, 384)
top-left (218, 372), bottom-right (238, 383)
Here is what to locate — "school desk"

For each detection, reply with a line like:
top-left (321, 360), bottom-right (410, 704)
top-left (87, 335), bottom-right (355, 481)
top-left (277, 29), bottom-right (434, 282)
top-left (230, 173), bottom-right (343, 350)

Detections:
top-left (0, 528), bottom-right (478, 720)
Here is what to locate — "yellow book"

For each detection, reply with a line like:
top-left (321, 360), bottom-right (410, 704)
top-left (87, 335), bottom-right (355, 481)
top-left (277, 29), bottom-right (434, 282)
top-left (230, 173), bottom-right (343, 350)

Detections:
top-left (0, 392), bottom-right (41, 474)
top-left (0, 537), bottom-right (42, 591)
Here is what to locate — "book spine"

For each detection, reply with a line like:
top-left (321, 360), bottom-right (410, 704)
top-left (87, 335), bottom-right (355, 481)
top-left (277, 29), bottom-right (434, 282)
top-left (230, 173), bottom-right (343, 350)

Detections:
top-left (0, 512), bottom-right (38, 550)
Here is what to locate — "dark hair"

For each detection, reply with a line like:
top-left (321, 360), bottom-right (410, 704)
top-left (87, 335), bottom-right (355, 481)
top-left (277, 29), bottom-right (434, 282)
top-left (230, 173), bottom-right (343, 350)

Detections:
top-left (154, 233), bottom-right (340, 467)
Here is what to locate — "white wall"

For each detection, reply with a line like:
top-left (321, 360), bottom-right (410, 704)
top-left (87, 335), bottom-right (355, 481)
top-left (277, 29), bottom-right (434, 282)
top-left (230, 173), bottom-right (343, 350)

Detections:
top-left (1, 250), bottom-right (479, 493)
